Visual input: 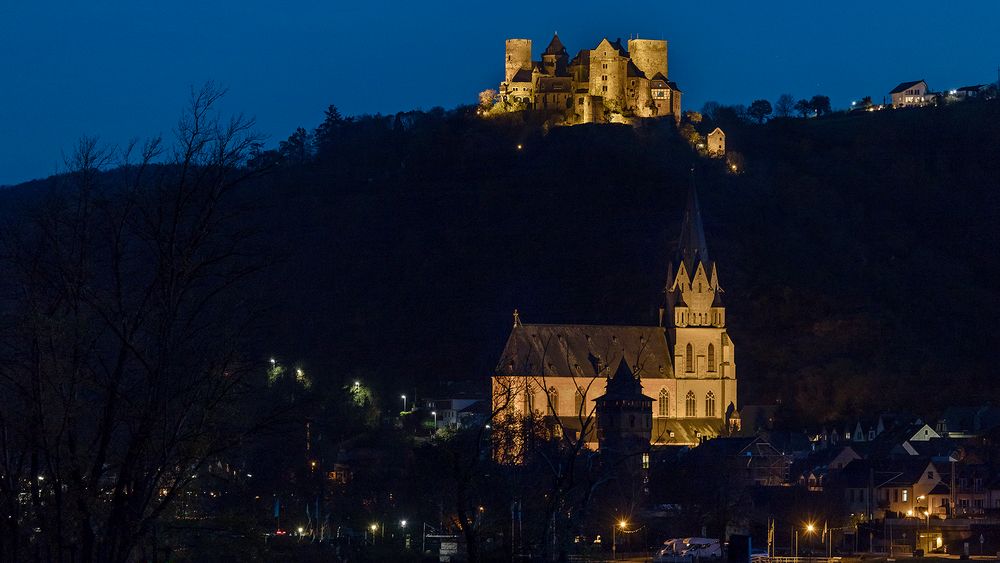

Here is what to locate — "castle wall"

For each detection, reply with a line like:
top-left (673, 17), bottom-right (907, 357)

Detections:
top-left (627, 39), bottom-right (668, 80)
top-left (505, 39), bottom-right (532, 82)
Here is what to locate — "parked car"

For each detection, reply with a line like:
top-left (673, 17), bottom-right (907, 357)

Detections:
top-left (655, 537), bottom-right (722, 561)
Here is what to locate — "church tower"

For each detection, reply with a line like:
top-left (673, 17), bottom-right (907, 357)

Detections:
top-left (661, 185), bottom-right (737, 421)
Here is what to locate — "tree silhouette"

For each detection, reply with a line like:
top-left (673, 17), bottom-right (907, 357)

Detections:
top-left (748, 99), bottom-right (773, 123)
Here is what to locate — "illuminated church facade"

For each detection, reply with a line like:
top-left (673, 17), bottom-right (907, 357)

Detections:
top-left (492, 187), bottom-right (737, 447)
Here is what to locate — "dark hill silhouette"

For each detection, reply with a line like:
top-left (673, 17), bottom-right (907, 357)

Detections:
top-left (4, 100), bottom-right (999, 424)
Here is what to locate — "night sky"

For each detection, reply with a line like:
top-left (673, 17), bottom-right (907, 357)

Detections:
top-left (2, 1), bottom-right (998, 186)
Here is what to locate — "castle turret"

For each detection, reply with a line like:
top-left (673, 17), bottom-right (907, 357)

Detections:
top-left (627, 38), bottom-right (668, 81)
top-left (505, 39), bottom-right (532, 82)
top-left (541, 33), bottom-right (568, 76)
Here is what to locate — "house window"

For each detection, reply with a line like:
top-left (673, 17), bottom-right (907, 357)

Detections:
top-left (548, 387), bottom-right (559, 416)
top-left (903, 489), bottom-right (909, 502)
top-left (685, 391), bottom-right (696, 417)
top-left (642, 452), bottom-right (650, 469)
top-left (705, 391), bottom-right (716, 418)
top-left (708, 344), bottom-right (716, 372)
top-left (658, 389), bottom-right (669, 417)
top-left (685, 344), bottom-right (694, 372)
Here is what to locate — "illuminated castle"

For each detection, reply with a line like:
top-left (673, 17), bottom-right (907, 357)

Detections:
top-left (492, 186), bottom-right (736, 448)
top-left (498, 34), bottom-right (682, 125)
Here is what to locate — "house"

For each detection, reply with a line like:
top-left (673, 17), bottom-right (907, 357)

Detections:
top-left (690, 435), bottom-right (792, 487)
top-left (707, 128), bottom-right (725, 157)
top-left (889, 80), bottom-right (932, 108)
top-left (953, 85), bottom-right (985, 100)
top-left (842, 459), bottom-right (943, 519)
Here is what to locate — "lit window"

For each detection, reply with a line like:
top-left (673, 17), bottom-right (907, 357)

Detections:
top-left (705, 391), bottom-right (716, 418)
top-left (685, 391), bottom-right (696, 417)
top-left (548, 387), bottom-right (559, 416)
top-left (685, 343), bottom-right (694, 372)
top-left (902, 489), bottom-right (908, 502)
top-left (642, 453), bottom-right (650, 469)
top-left (658, 389), bottom-right (669, 417)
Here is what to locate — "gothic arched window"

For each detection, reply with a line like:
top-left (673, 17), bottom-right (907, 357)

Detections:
top-left (706, 391), bottom-right (716, 418)
top-left (548, 386), bottom-right (559, 416)
top-left (685, 391), bottom-right (696, 417)
top-left (708, 343), bottom-right (716, 372)
top-left (685, 343), bottom-right (694, 373)
top-left (574, 388), bottom-right (584, 416)
top-left (658, 389), bottom-right (669, 417)
top-left (525, 383), bottom-right (535, 414)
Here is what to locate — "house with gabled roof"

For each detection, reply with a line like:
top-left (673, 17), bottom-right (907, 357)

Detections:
top-left (890, 80), bottom-right (933, 108)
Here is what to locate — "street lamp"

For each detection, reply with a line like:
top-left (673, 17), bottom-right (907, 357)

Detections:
top-left (613, 519), bottom-right (627, 560)
top-left (401, 395), bottom-right (407, 412)
top-left (431, 411), bottom-right (437, 428)
top-left (370, 523), bottom-right (378, 544)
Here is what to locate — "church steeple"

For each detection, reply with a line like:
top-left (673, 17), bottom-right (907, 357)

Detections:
top-left (677, 183), bottom-right (710, 272)
top-left (663, 181), bottom-right (724, 330)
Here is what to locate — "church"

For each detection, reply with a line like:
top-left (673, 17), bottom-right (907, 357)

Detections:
top-left (491, 186), bottom-right (737, 447)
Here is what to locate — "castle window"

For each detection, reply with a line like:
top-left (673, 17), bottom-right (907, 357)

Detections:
top-left (525, 383), bottom-right (535, 414)
top-left (574, 388), bottom-right (584, 415)
top-left (548, 386), bottom-right (559, 416)
top-left (658, 389), bottom-right (669, 417)
top-left (602, 75), bottom-right (607, 81)
top-left (708, 344), bottom-right (716, 372)
top-left (685, 343), bottom-right (693, 372)
top-left (706, 391), bottom-right (716, 417)
top-left (685, 391), bottom-right (696, 417)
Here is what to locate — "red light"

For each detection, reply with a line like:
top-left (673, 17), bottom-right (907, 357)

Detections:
top-left (275, 529), bottom-right (287, 536)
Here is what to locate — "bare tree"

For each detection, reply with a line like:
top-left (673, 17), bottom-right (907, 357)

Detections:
top-left (0, 83), bottom-right (271, 563)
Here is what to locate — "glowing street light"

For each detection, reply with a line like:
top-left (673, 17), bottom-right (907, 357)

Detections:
top-left (613, 519), bottom-right (628, 559)
top-left (431, 411), bottom-right (437, 427)
top-left (401, 394), bottom-right (407, 412)
top-left (297, 526), bottom-right (305, 536)
top-left (400, 519), bottom-right (407, 528)
top-left (806, 523), bottom-right (815, 534)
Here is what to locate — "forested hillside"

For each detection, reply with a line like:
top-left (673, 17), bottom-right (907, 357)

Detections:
top-left (4, 100), bottom-right (999, 424)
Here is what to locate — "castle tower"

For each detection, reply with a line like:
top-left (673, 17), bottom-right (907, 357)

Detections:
top-left (541, 33), bottom-right (568, 76)
top-left (627, 39), bottom-right (668, 80)
top-left (662, 184), bottom-right (737, 419)
top-left (505, 39), bottom-right (532, 82)
top-left (595, 360), bottom-right (653, 459)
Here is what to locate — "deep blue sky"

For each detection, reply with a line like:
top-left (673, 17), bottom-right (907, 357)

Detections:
top-left (2, 1), bottom-right (998, 186)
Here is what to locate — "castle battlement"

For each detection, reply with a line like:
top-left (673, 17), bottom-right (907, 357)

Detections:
top-left (498, 34), bottom-right (682, 125)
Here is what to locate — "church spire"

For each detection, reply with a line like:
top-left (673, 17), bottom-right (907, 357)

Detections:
top-left (677, 179), bottom-right (709, 272)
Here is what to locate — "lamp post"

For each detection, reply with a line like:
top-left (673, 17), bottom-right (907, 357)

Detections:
top-left (401, 395), bottom-right (407, 412)
top-left (431, 411), bottom-right (437, 428)
top-left (370, 523), bottom-right (378, 545)
top-left (613, 520), bottom-right (627, 560)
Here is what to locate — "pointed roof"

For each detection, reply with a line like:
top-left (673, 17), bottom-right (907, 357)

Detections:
top-left (595, 359), bottom-right (654, 402)
top-left (890, 80), bottom-right (926, 94)
top-left (677, 182), bottom-right (710, 271)
top-left (543, 33), bottom-right (567, 56)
